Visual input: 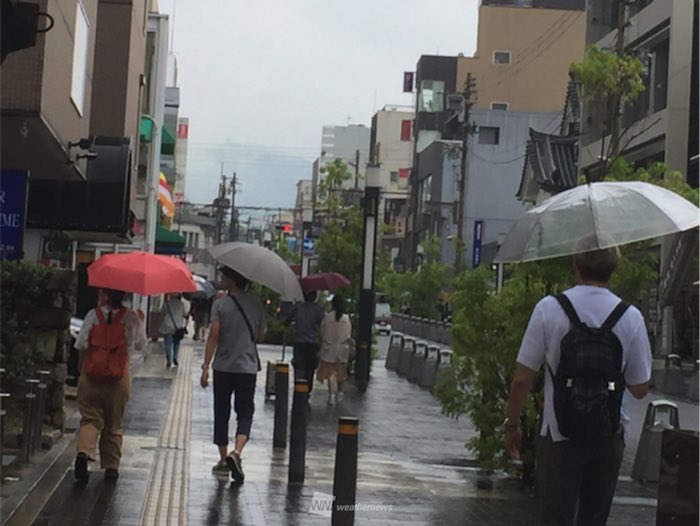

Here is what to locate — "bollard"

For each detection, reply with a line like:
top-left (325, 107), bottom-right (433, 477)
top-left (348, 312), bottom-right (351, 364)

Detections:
top-left (288, 379), bottom-right (309, 484)
top-left (419, 347), bottom-right (441, 390)
top-left (332, 417), bottom-right (359, 526)
top-left (397, 337), bottom-right (416, 377)
top-left (408, 342), bottom-right (428, 383)
top-left (632, 400), bottom-right (680, 482)
top-left (435, 349), bottom-right (454, 389)
top-left (34, 370), bottom-right (51, 453)
top-left (656, 428), bottom-right (699, 525)
top-left (273, 362), bottom-right (289, 449)
top-left (22, 379), bottom-right (39, 463)
top-left (0, 392), bottom-right (9, 466)
top-left (385, 332), bottom-right (404, 371)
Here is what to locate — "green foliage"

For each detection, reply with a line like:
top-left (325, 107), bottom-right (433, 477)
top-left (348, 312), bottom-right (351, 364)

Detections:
top-left (317, 158), bottom-right (354, 215)
top-left (436, 260), bottom-right (572, 474)
top-left (1, 261), bottom-right (51, 389)
top-left (570, 45), bottom-right (645, 103)
top-left (606, 158), bottom-right (700, 206)
top-left (375, 236), bottom-right (448, 319)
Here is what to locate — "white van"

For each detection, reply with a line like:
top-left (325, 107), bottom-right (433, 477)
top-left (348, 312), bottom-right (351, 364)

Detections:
top-left (374, 302), bottom-right (392, 335)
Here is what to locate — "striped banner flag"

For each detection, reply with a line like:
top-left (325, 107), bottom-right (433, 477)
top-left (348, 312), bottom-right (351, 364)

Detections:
top-left (159, 172), bottom-right (175, 218)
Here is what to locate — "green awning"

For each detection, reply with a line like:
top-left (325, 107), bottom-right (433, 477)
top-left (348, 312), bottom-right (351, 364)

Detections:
top-left (161, 126), bottom-right (176, 155)
top-left (140, 117), bottom-right (154, 142)
top-left (155, 225), bottom-right (186, 254)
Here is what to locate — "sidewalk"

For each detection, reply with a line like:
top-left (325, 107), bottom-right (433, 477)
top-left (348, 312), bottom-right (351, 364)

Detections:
top-left (3, 337), bottom-right (696, 525)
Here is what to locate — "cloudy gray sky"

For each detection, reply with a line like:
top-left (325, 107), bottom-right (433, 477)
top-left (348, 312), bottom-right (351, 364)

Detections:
top-left (159, 0), bottom-right (478, 218)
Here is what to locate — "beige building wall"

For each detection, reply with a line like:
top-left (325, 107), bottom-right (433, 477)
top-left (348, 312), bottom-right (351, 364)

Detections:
top-left (579, 0), bottom-right (694, 176)
top-left (374, 106), bottom-right (414, 194)
top-left (457, 5), bottom-right (586, 113)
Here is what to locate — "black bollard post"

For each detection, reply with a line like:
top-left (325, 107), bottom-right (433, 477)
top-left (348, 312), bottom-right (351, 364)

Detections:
top-left (288, 379), bottom-right (309, 484)
top-left (332, 417), bottom-right (359, 526)
top-left (34, 370), bottom-right (50, 453)
top-left (22, 379), bottom-right (39, 463)
top-left (273, 362), bottom-right (289, 449)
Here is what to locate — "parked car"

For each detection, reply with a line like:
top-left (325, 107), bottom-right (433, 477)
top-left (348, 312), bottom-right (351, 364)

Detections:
top-left (374, 302), bottom-right (392, 335)
top-left (66, 317), bottom-right (83, 386)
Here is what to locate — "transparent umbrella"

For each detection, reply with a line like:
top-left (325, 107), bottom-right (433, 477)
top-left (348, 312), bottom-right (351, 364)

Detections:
top-left (494, 182), bottom-right (699, 263)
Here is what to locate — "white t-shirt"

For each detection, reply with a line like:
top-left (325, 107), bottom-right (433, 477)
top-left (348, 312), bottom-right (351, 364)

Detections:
top-left (75, 306), bottom-right (146, 353)
top-left (517, 285), bottom-right (652, 442)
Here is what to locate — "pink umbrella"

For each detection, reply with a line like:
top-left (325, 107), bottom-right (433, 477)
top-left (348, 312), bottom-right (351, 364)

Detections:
top-left (87, 251), bottom-right (196, 295)
top-left (300, 272), bottom-right (351, 293)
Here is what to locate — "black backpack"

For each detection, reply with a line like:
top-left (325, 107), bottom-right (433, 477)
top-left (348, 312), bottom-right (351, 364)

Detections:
top-left (548, 293), bottom-right (629, 443)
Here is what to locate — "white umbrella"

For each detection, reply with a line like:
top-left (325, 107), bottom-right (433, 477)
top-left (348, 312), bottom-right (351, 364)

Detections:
top-left (208, 242), bottom-right (303, 302)
top-left (494, 181), bottom-right (699, 263)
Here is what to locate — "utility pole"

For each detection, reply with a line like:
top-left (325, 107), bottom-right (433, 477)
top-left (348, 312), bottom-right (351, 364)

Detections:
top-left (454, 72), bottom-right (478, 273)
top-left (229, 172), bottom-right (237, 242)
top-left (610, 0), bottom-right (627, 159)
top-left (354, 149), bottom-right (360, 189)
top-left (215, 172), bottom-right (227, 244)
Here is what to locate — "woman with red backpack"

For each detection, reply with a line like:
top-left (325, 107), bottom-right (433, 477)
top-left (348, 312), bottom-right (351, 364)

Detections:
top-left (73, 288), bottom-right (146, 483)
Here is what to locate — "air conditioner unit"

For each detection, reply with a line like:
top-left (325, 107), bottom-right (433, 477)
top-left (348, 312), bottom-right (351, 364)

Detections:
top-left (447, 94), bottom-right (464, 111)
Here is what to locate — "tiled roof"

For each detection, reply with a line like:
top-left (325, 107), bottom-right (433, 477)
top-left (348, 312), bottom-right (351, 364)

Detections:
top-left (518, 128), bottom-right (578, 200)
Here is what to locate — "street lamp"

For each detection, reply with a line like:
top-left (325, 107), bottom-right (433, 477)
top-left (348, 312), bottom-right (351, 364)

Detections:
top-left (355, 164), bottom-right (381, 394)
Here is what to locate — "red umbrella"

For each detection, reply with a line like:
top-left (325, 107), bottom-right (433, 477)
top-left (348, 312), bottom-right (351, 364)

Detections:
top-left (87, 251), bottom-right (196, 295)
top-left (300, 272), bottom-right (351, 293)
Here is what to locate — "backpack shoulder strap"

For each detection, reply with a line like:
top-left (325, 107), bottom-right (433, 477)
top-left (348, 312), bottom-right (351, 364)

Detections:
top-left (601, 301), bottom-right (630, 330)
top-left (553, 293), bottom-right (583, 327)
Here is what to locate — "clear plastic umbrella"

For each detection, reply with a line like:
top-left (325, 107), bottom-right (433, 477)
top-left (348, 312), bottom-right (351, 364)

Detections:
top-left (208, 242), bottom-right (304, 302)
top-left (494, 182), bottom-right (699, 263)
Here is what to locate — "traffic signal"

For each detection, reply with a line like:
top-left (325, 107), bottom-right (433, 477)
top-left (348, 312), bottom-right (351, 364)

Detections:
top-left (275, 222), bottom-right (292, 234)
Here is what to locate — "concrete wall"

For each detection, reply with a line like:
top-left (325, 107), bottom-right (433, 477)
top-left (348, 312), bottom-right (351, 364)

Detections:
top-left (457, 4), bottom-right (586, 113)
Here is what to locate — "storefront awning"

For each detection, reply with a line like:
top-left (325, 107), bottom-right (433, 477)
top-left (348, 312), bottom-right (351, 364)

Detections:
top-left (155, 224), bottom-right (186, 254)
top-left (161, 127), bottom-right (176, 155)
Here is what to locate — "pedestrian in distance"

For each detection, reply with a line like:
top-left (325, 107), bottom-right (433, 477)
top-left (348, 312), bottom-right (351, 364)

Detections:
top-left (505, 234), bottom-right (652, 526)
top-left (159, 293), bottom-right (187, 368)
top-left (317, 294), bottom-right (352, 406)
top-left (285, 290), bottom-right (325, 394)
top-left (200, 266), bottom-right (265, 482)
top-left (190, 296), bottom-right (211, 342)
top-left (73, 288), bottom-right (146, 483)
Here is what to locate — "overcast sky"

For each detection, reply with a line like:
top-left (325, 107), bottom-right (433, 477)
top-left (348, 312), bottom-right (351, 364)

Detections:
top-left (158, 0), bottom-right (479, 221)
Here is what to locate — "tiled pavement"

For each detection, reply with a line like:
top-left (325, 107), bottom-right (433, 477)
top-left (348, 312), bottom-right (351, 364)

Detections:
top-left (2, 336), bottom-right (697, 525)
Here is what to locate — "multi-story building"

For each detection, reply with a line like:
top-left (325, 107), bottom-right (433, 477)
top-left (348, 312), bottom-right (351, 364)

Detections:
top-left (413, 109), bottom-right (561, 268)
top-left (579, 0), bottom-right (698, 358)
top-left (457, 0), bottom-right (586, 113)
top-left (369, 105), bottom-right (414, 266)
top-left (312, 124), bottom-right (371, 209)
top-left (405, 0), bottom-right (587, 270)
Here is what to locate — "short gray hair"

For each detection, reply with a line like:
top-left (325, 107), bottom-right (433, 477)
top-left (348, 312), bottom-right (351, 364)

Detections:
top-left (572, 233), bottom-right (620, 282)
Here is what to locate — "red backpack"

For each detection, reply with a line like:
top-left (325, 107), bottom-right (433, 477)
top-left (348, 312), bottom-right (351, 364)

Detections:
top-left (84, 308), bottom-right (128, 383)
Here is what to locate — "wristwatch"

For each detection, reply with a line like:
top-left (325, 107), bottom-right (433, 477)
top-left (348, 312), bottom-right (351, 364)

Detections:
top-left (201, 364), bottom-right (209, 371)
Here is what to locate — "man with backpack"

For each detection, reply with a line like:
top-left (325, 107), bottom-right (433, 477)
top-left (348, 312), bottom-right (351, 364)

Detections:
top-left (73, 288), bottom-right (146, 483)
top-left (505, 235), bottom-right (652, 526)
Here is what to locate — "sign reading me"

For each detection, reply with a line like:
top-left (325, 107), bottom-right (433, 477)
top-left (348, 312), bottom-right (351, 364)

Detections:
top-left (0, 170), bottom-right (28, 260)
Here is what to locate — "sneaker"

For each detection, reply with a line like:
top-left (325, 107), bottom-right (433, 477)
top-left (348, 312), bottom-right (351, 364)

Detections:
top-left (212, 460), bottom-right (229, 476)
top-left (166, 362), bottom-right (172, 369)
top-left (335, 392), bottom-right (343, 403)
top-left (74, 452), bottom-right (89, 483)
top-left (105, 468), bottom-right (119, 481)
top-left (327, 395), bottom-right (335, 406)
top-left (173, 359), bottom-right (179, 367)
top-left (226, 452), bottom-right (245, 482)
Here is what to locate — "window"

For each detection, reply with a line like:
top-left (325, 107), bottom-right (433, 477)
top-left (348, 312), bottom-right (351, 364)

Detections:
top-left (479, 126), bottom-right (500, 145)
top-left (419, 80), bottom-right (445, 112)
top-left (622, 35), bottom-right (669, 126)
top-left (493, 51), bottom-right (511, 65)
top-left (390, 171), bottom-right (398, 183)
top-left (70, 2), bottom-right (90, 114)
top-left (400, 119), bottom-right (412, 141)
top-left (419, 175), bottom-right (433, 214)
top-left (490, 102), bottom-right (509, 111)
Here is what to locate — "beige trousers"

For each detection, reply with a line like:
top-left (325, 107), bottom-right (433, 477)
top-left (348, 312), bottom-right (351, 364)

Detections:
top-left (76, 372), bottom-right (131, 469)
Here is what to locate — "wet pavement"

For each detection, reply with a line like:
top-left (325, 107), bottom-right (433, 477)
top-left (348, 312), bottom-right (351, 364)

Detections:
top-left (1, 335), bottom-right (697, 525)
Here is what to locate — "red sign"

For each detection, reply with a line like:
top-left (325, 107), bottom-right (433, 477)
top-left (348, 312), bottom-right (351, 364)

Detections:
top-left (399, 168), bottom-right (410, 178)
top-left (177, 123), bottom-right (189, 139)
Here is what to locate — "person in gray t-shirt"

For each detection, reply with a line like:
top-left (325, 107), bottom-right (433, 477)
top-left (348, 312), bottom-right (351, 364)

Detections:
top-left (285, 291), bottom-right (325, 394)
top-left (200, 266), bottom-right (265, 482)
